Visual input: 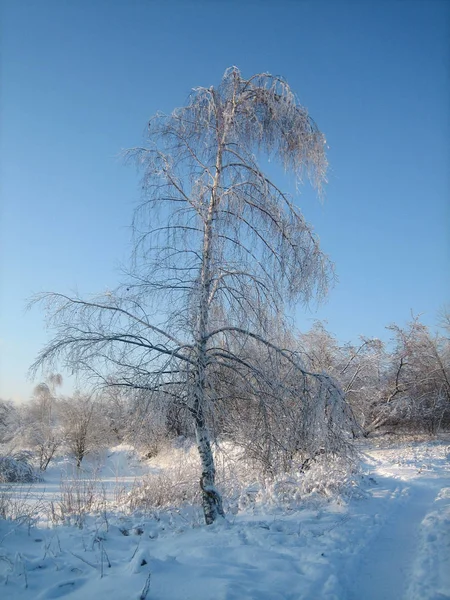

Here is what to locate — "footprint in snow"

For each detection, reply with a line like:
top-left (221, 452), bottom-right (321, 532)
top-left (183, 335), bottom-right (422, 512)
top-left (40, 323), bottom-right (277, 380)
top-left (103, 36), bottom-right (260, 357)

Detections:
top-left (37, 577), bottom-right (87, 599)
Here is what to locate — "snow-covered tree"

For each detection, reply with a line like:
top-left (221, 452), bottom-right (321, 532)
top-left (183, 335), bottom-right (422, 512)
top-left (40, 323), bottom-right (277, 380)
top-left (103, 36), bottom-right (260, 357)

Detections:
top-left (362, 317), bottom-right (450, 435)
top-left (0, 399), bottom-right (17, 445)
top-left (21, 374), bottom-right (63, 470)
top-left (32, 68), bottom-right (351, 523)
top-left (59, 393), bottom-right (110, 467)
top-left (298, 322), bottom-right (384, 437)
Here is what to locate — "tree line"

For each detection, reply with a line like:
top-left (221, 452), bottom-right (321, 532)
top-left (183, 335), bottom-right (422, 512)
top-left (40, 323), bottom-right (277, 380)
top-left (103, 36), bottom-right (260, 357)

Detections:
top-left (2, 311), bottom-right (448, 469)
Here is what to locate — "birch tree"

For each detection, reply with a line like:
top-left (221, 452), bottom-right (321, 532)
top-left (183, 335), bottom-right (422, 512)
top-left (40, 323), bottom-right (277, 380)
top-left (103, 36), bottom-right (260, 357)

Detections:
top-left (32, 67), bottom-right (348, 524)
top-left (21, 374), bottom-right (63, 470)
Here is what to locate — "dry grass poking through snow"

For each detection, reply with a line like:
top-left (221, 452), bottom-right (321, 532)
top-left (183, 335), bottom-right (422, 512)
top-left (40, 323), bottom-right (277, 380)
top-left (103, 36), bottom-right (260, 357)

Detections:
top-left (0, 439), bottom-right (361, 536)
top-left (123, 440), bottom-right (361, 517)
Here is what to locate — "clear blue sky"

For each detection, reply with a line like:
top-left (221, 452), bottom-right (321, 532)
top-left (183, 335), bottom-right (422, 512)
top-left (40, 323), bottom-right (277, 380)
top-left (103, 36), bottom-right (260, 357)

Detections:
top-left (1, 0), bottom-right (449, 402)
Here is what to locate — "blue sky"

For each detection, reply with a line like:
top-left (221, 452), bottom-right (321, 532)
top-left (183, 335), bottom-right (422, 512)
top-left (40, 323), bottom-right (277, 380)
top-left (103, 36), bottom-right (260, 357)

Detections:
top-left (1, 0), bottom-right (449, 401)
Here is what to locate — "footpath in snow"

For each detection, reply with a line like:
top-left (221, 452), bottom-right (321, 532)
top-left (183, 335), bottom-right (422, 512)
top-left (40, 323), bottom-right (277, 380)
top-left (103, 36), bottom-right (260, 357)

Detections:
top-left (0, 438), bottom-right (449, 600)
top-left (346, 441), bottom-right (450, 600)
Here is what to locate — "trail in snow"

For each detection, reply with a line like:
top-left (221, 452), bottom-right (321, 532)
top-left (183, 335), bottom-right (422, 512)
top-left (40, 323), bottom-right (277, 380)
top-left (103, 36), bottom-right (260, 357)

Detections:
top-left (347, 474), bottom-right (442, 600)
top-left (344, 439), bottom-right (450, 600)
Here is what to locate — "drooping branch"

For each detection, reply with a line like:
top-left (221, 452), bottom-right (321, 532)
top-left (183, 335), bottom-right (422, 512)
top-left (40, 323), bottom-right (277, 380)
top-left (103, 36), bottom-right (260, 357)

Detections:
top-left (31, 68), bottom-right (353, 525)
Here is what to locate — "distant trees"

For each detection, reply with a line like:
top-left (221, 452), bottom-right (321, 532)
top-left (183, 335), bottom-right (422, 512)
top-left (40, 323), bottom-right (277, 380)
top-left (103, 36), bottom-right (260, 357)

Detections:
top-left (368, 317), bottom-right (450, 435)
top-left (296, 316), bottom-right (450, 437)
top-left (21, 374), bottom-right (63, 470)
top-left (0, 399), bottom-right (17, 445)
top-left (298, 322), bottom-right (384, 437)
top-left (32, 67), bottom-right (354, 524)
top-left (58, 393), bottom-right (110, 467)
top-left (101, 386), bottom-right (133, 444)
top-left (214, 328), bottom-right (356, 474)
top-left (18, 375), bottom-right (112, 469)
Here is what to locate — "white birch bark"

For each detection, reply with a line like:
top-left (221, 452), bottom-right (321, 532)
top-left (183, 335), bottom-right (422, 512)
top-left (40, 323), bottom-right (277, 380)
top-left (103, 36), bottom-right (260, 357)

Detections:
top-left (192, 89), bottom-right (225, 523)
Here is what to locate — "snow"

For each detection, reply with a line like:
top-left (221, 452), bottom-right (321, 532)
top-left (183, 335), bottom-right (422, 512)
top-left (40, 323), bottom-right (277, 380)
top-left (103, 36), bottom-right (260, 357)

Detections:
top-left (0, 438), bottom-right (449, 599)
top-left (345, 442), bottom-right (450, 600)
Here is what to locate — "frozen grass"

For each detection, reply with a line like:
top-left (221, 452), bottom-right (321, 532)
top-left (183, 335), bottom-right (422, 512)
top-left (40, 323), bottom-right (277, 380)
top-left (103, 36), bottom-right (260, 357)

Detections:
top-left (122, 440), bottom-right (360, 518)
top-left (0, 484), bottom-right (46, 526)
top-left (0, 439), bottom-right (360, 534)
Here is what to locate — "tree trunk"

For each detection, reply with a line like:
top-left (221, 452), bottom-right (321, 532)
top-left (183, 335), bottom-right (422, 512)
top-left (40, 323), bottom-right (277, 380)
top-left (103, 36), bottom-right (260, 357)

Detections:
top-left (194, 405), bottom-right (224, 524)
top-left (192, 90), bottom-right (226, 524)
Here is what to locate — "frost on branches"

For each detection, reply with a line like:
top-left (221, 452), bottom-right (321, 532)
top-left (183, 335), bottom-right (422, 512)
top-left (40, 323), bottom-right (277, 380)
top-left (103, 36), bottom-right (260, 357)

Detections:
top-left (31, 68), bottom-right (354, 524)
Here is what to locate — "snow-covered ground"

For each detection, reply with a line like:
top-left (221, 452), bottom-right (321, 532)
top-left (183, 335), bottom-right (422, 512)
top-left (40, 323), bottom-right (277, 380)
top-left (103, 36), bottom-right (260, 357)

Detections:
top-left (0, 438), bottom-right (449, 599)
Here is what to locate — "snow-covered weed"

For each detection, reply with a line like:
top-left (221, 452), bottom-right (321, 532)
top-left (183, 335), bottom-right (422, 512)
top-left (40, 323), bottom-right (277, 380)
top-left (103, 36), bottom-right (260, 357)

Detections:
top-left (0, 484), bottom-right (44, 525)
top-left (0, 440), bottom-right (361, 531)
top-left (297, 454), bottom-right (360, 497)
top-left (124, 444), bottom-right (201, 511)
top-left (125, 471), bottom-right (201, 512)
top-left (50, 470), bottom-right (108, 528)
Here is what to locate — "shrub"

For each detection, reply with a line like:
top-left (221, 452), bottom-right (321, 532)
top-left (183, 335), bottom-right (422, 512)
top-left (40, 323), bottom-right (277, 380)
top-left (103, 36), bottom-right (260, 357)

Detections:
top-left (0, 452), bottom-right (38, 483)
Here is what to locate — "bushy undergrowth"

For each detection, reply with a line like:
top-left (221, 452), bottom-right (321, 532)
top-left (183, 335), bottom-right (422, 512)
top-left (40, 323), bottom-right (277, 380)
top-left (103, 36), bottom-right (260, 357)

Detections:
top-left (217, 445), bottom-right (360, 514)
top-left (122, 441), bottom-right (360, 516)
top-left (0, 440), bottom-right (360, 530)
top-left (0, 449), bottom-right (42, 524)
top-left (124, 443), bottom-right (202, 512)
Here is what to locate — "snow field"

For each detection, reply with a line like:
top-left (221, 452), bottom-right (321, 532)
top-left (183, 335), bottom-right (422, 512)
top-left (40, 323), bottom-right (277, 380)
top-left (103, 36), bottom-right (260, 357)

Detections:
top-left (0, 438), bottom-right (449, 599)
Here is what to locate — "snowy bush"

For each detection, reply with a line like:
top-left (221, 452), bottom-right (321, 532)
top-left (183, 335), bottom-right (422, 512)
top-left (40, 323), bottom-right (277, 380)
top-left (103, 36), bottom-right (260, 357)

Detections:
top-left (0, 452), bottom-right (38, 483)
top-left (123, 440), bottom-right (360, 516)
top-left (125, 470), bottom-right (201, 512)
top-left (218, 448), bottom-right (360, 513)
